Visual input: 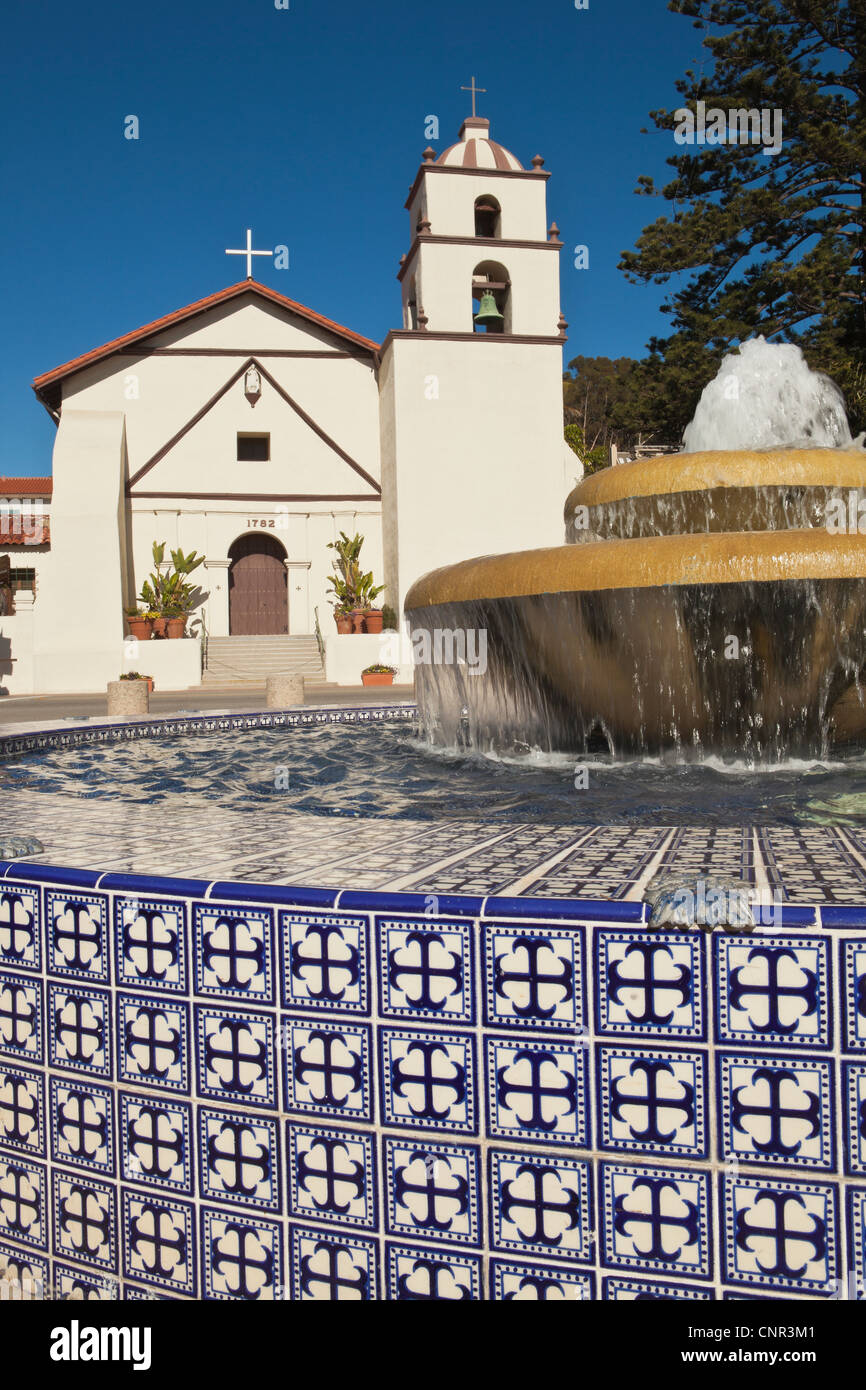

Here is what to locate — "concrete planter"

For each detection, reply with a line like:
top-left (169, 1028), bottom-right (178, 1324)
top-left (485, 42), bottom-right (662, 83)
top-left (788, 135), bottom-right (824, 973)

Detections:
top-left (107, 679), bottom-right (150, 716)
top-left (266, 673), bottom-right (305, 707)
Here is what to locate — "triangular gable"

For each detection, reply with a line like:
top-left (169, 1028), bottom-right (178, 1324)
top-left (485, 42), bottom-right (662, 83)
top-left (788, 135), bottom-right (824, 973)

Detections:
top-left (127, 357), bottom-right (381, 497)
top-left (33, 281), bottom-right (379, 415)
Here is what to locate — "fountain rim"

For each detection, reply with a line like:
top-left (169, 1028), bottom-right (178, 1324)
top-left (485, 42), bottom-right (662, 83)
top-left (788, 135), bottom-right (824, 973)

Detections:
top-left (404, 529), bottom-right (866, 608)
top-left (565, 447), bottom-right (866, 518)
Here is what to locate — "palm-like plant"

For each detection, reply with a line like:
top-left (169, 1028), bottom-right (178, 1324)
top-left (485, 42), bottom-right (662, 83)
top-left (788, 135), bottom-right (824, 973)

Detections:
top-left (326, 532), bottom-right (383, 611)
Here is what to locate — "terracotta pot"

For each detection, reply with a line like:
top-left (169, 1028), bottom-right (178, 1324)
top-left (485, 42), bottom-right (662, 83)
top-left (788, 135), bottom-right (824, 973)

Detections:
top-left (364, 609), bottom-right (384, 634)
top-left (143, 678), bottom-right (154, 694)
top-left (166, 617), bottom-right (186, 639)
top-left (350, 609), bottom-right (366, 634)
top-left (335, 614), bottom-right (353, 635)
top-left (361, 672), bottom-right (395, 686)
top-left (151, 617), bottom-right (167, 639)
top-left (126, 618), bottom-right (153, 641)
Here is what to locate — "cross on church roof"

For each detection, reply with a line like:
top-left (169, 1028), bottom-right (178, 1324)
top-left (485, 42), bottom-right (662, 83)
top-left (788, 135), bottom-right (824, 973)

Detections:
top-left (460, 76), bottom-right (486, 119)
top-left (225, 228), bottom-right (273, 280)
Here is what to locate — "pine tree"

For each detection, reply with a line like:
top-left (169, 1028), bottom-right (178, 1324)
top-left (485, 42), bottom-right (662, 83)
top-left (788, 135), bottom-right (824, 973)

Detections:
top-left (620, 0), bottom-right (866, 433)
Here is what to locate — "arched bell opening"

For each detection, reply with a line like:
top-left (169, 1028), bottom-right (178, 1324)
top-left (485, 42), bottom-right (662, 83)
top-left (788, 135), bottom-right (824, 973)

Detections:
top-left (474, 195), bottom-right (501, 238)
top-left (472, 260), bottom-right (511, 335)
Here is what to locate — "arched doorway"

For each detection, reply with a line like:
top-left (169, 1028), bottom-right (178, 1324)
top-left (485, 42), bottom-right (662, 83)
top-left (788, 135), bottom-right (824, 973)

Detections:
top-left (228, 533), bottom-right (288, 635)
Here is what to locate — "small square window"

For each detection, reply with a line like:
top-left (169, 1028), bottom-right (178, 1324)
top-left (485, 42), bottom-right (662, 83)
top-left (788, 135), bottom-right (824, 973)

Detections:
top-left (237, 433), bottom-right (270, 462)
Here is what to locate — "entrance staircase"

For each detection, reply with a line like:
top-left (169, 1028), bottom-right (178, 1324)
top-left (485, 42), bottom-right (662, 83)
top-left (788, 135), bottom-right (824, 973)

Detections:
top-left (203, 635), bottom-right (326, 686)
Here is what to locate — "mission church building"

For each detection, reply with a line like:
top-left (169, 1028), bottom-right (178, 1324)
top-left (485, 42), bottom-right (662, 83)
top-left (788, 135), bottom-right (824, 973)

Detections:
top-left (1, 104), bottom-right (572, 695)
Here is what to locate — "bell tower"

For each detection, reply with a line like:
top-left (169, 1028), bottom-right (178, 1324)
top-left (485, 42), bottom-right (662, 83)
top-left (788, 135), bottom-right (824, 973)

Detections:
top-left (378, 108), bottom-right (569, 616)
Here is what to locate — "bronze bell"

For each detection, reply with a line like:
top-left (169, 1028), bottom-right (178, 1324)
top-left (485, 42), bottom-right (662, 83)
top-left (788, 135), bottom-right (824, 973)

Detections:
top-left (474, 290), bottom-right (504, 329)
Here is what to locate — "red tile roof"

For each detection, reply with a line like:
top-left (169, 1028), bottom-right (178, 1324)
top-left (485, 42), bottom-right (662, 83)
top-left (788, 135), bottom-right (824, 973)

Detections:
top-left (32, 281), bottom-right (380, 414)
top-left (0, 517), bottom-right (50, 546)
top-left (0, 477), bottom-right (52, 496)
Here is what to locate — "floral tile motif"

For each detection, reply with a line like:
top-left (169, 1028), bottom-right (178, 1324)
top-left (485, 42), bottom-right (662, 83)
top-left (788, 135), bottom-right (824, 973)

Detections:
top-left (0, 1241), bottom-right (49, 1298)
top-left (121, 1189), bottom-right (196, 1296)
top-left (596, 1046), bottom-right (707, 1158)
top-left (0, 1155), bottom-right (47, 1250)
top-left (46, 890), bottom-right (108, 984)
top-left (195, 1005), bottom-right (276, 1110)
top-left (378, 916), bottom-right (474, 1024)
top-left (381, 1027), bottom-right (477, 1134)
top-left (388, 1242), bottom-right (483, 1299)
top-left (489, 1149), bottom-right (593, 1263)
top-left (114, 896), bottom-right (187, 994)
top-left (490, 1259), bottom-right (593, 1300)
top-left (49, 983), bottom-right (111, 1078)
top-left (602, 1275), bottom-right (713, 1300)
top-left (717, 1053), bottom-right (835, 1171)
top-left (595, 931), bottom-right (705, 1040)
top-left (118, 994), bottom-right (189, 1093)
top-left (842, 939), bottom-right (866, 1052)
top-left (283, 1019), bottom-right (372, 1122)
top-left (0, 884), bottom-right (41, 972)
top-left (201, 1208), bottom-right (282, 1301)
top-left (483, 923), bottom-right (584, 1034)
top-left (119, 1094), bottom-right (192, 1194)
top-left (52, 1169), bottom-right (116, 1271)
top-left (280, 910), bottom-right (369, 1015)
top-left (286, 1122), bottom-right (376, 1230)
top-left (0, 972), bottom-right (43, 1062)
top-left (193, 902), bottom-right (274, 1004)
top-left (843, 1063), bottom-right (866, 1177)
top-left (486, 1036), bottom-right (588, 1146)
top-left (198, 1108), bottom-right (280, 1212)
top-left (720, 1173), bottom-right (838, 1295)
top-left (714, 936), bottom-right (831, 1050)
top-left (49, 1077), bottom-right (114, 1175)
top-left (385, 1137), bottom-right (481, 1248)
top-left (289, 1225), bottom-right (378, 1301)
top-left (0, 1062), bottom-right (44, 1156)
top-left (600, 1163), bottom-right (712, 1280)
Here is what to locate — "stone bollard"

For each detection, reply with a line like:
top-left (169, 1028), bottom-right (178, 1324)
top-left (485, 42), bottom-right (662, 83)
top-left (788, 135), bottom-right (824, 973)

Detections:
top-left (107, 680), bottom-right (149, 717)
top-left (266, 674), bottom-right (305, 708)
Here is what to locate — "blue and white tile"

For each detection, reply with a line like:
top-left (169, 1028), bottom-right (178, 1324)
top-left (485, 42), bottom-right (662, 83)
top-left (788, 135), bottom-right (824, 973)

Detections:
top-left (847, 1188), bottom-right (866, 1301)
top-left (0, 972), bottom-right (43, 1061)
top-left (595, 930), bottom-right (704, 1040)
top-left (284, 1019), bottom-right (372, 1121)
top-left (0, 1241), bottom-right (49, 1298)
top-left (120, 1094), bottom-right (192, 1193)
top-left (0, 884), bottom-right (41, 971)
top-left (46, 890), bottom-right (108, 983)
top-left (596, 1046), bottom-right (706, 1158)
top-left (381, 1027), bottom-right (476, 1133)
top-left (118, 994), bottom-right (189, 1093)
top-left (287, 1122), bottom-right (376, 1229)
top-left (49, 1077), bottom-right (114, 1175)
top-left (52, 1264), bottom-right (121, 1299)
top-left (0, 1062), bottom-right (44, 1155)
top-left (388, 1242), bottom-right (482, 1299)
top-left (0, 1155), bottom-right (47, 1250)
top-left (48, 983), bottom-right (111, 1078)
top-left (490, 1259), bottom-right (593, 1300)
top-left (489, 1149), bottom-right (592, 1263)
top-left (52, 1169), bottom-right (116, 1271)
top-left (484, 923), bottom-right (584, 1033)
top-left (195, 1005), bottom-right (276, 1109)
top-left (715, 936), bottom-right (831, 1049)
top-left (718, 1053), bottom-right (834, 1171)
top-left (201, 1207), bottom-right (283, 1301)
top-left (842, 938), bottom-right (866, 1051)
top-left (193, 902), bottom-right (274, 1004)
top-left (289, 1224), bottom-right (378, 1300)
top-left (378, 916), bottom-right (474, 1024)
top-left (384, 1137), bottom-right (481, 1247)
top-left (198, 1107), bottom-right (280, 1212)
top-left (280, 910), bottom-right (369, 1014)
top-left (602, 1276), bottom-right (713, 1300)
top-left (600, 1163), bottom-right (712, 1280)
top-left (720, 1173), bottom-right (838, 1295)
top-left (122, 1189), bottom-right (196, 1295)
top-left (114, 895), bottom-right (187, 993)
top-left (486, 1036), bottom-right (588, 1146)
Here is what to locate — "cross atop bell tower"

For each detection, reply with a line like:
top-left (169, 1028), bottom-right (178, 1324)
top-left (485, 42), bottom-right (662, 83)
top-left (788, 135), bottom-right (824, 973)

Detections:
top-left (460, 76), bottom-right (487, 118)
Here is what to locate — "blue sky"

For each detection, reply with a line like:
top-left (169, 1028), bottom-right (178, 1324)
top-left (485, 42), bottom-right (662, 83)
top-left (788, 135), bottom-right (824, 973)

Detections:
top-left (1, 0), bottom-right (706, 475)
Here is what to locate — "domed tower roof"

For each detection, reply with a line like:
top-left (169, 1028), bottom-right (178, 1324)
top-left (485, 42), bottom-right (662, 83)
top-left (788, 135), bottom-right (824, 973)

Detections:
top-left (436, 117), bottom-right (524, 172)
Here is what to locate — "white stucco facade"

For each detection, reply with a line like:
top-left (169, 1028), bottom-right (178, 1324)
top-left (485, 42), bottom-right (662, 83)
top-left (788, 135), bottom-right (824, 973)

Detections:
top-left (4, 114), bottom-right (570, 694)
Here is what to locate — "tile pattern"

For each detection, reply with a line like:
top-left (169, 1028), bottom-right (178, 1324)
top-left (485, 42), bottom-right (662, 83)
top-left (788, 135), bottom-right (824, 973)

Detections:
top-left (2, 868), bottom-right (865, 1300)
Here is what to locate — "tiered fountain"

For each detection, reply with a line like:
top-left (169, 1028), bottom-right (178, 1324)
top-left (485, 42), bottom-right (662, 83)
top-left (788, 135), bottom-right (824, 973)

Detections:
top-left (406, 340), bottom-right (866, 760)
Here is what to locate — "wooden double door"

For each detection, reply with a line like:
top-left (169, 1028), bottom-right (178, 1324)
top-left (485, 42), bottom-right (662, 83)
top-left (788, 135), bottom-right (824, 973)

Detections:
top-left (228, 533), bottom-right (289, 635)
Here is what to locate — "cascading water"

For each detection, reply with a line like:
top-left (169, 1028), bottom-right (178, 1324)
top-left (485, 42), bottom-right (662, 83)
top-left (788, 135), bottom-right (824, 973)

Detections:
top-left (683, 337), bottom-right (858, 452)
top-left (405, 340), bottom-right (866, 762)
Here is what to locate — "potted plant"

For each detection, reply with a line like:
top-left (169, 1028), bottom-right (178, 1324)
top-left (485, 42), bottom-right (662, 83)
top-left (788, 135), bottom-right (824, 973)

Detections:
top-left (335, 607), bottom-right (353, 635)
top-left (121, 671), bottom-right (154, 694)
top-left (364, 608), bottom-right (384, 634)
top-left (125, 608), bottom-right (153, 641)
top-left (361, 663), bottom-right (397, 687)
top-left (326, 532), bottom-right (384, 632)
top-left (139, 542), bottom-right (204, 638)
